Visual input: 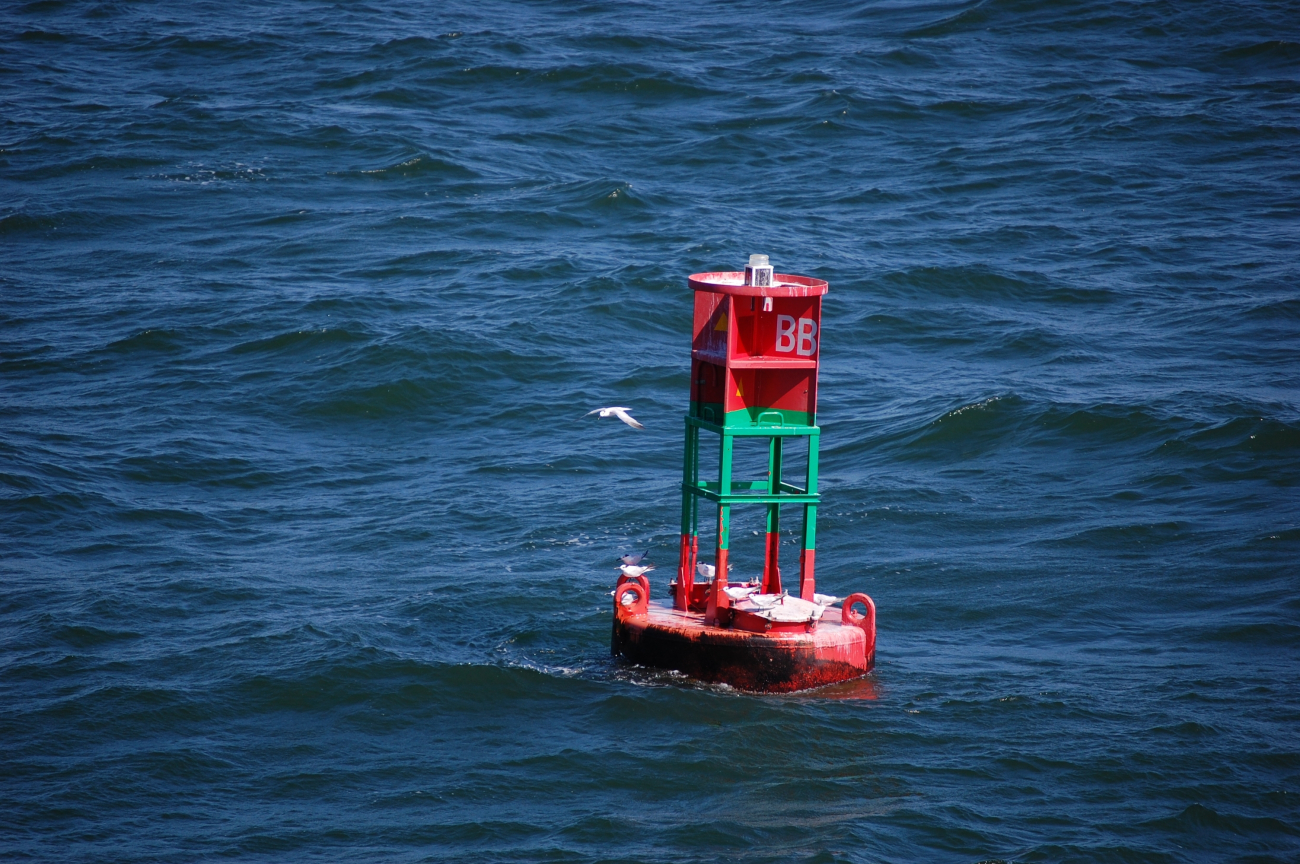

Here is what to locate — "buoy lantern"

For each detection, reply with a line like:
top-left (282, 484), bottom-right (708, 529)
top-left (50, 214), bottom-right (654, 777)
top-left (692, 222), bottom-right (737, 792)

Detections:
top-left (612, 259), bottom-right (877, 692)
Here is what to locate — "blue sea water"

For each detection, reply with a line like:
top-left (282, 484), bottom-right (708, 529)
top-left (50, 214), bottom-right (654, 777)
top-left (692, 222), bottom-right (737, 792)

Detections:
top-left (2, 0), bottom-right (1299, 861)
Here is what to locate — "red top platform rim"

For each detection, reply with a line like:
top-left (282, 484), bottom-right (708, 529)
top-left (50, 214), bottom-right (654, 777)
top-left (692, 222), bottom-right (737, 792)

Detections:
top-left (689, 272), bottom-right (829, 297)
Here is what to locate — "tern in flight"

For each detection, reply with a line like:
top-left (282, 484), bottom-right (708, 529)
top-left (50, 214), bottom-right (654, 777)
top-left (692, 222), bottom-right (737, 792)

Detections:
top-left (620, 550), bottom-right (651, 567)
top-left (584, 406), bottom-right (644, 430)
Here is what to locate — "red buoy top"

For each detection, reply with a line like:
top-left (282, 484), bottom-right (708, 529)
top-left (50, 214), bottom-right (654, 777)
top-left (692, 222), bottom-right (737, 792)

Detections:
top-left (689, 272), bottom-right (829, 298)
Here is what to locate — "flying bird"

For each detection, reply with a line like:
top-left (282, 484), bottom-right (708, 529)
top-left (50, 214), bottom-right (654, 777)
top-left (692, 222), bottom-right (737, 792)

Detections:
top-left (584, 406), bottom-right (644, 430)
top-left (619, 563), bottom-right (656, 579)
top-left (619, 550), bottom-right (651, 567)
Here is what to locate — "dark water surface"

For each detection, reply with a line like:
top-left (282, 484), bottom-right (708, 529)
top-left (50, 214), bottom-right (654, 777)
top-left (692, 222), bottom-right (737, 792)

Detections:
top-left (3, 1), bottom-right (1299, 861)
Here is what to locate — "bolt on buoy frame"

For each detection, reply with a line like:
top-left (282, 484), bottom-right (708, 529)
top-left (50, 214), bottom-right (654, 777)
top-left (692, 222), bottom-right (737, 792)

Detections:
top-left (675, 271), bottom-right (829, 623)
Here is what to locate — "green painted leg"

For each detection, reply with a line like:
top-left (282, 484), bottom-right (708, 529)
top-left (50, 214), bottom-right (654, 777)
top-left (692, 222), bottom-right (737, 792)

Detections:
top-left (764, 436), bottom-right (783, 593)
top-left (679, 421), bottom-right (695, 537)
top-left (706, 434), bottom-right (735, 622)
top-left (690, 426), bottom-right (700, 537)
top-left (806, 430), bottom-right (820, 495)
top-left (719, 431), bottom-right (734, 496)
top-left (800, 434), bottom-right (820, 600)
top-left (715, 502), bottom-right (731, 594)
top-left (679, 423), bottom-right (709, 610)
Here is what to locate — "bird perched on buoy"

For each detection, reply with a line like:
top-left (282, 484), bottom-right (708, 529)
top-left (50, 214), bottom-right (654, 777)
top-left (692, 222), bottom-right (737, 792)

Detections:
top-left (584, 406), bottom-right (644, 429)
top-left (619, 562), bottom-right (655, 579)
top-left (696, 561), bottom-right (727, 580)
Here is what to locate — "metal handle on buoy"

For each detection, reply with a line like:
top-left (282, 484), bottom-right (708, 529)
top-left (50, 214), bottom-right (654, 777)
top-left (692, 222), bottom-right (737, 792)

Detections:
top-left (841, 592), bottom-right (876, 654)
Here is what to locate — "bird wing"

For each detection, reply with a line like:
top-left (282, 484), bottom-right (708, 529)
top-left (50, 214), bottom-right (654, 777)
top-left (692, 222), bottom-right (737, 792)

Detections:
top-left (583, 409), bottom-right (604, 417)
top-left (611, 408), bottom-right (645, 429)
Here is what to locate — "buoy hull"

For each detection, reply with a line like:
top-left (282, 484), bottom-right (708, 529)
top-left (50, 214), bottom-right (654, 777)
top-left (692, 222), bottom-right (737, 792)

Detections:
top-left (612, 600), bottom-right (874, 693)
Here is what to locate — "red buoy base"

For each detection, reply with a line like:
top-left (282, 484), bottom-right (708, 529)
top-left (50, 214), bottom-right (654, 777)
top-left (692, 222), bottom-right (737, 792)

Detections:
top-left (612, 599), bottom-right (875, 694)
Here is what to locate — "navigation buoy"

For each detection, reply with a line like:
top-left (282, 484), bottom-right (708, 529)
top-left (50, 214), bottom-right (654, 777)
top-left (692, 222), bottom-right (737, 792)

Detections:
top-left (612, 259), bottom-right (877, 692)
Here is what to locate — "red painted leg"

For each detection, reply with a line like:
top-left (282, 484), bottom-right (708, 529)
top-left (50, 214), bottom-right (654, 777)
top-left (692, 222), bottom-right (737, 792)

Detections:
top-left (799, 548), bottom-right (816, 601)
top-left (689, 535), bottom-right (699, 591)
top-left (676, 534), bottom-right (693, 611)
top-left (706, 547), bottom-right (730, 625)
top-left (763, 531), bottom-right (782, 594)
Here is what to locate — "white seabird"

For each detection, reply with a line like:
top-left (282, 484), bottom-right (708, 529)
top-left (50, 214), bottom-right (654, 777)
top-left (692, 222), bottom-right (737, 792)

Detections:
top-left (584, 406), bottom-right (645, 430)
top-left (695, 561), bottom-right (730, 580)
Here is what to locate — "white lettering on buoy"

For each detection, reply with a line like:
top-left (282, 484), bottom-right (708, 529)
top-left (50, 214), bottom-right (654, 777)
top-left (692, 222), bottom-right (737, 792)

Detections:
top-left (797, 318), bottom-right (818, 356)
top-left (776, 315), bottom-right (797, 352)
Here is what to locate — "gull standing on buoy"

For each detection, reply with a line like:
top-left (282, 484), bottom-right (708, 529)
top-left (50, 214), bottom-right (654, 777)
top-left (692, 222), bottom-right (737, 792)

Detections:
top-left (584, 407), bottom-right (644, 429)
top-left (696, 561), bottom-right (727, 580)
top-left (619, 563), bottom-right (656, 579)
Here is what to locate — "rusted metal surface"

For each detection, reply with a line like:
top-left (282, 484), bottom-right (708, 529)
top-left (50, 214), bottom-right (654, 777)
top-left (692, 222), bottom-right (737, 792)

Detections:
top-left (612, 599), bottom-right (875, 694)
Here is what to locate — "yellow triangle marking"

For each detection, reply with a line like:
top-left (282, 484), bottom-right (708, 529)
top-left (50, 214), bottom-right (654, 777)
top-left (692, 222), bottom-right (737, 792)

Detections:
top-left (736, 379), bottom-right (743, 398)
top-left (714, 313), bottom-right (728, 332)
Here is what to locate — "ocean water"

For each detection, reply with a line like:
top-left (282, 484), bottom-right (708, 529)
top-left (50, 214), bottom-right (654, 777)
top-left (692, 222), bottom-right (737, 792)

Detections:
top-left (2, 0), bottom-right (1298, 861)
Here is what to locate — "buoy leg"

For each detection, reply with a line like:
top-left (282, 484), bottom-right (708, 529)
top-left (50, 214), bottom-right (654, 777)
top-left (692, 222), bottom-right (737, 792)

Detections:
top-left (676, 534), bottom-right (694, 610)
top-left (677, 422), bottom-right (698, 610)
top-left (799, 504), bottom-right (817, 601)
top-left (763, 435), bottom-right (782, 595)
top-left (799, 433), bottom-right (820, 601)
top-left (706, 504), bottom-right (731, 624)
top-left (763, 528), bottom-right (781, 594)
top-left (709, 545), bottom-right (730, 621)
